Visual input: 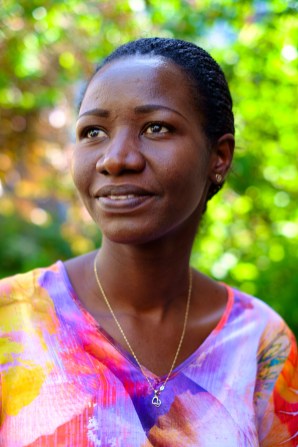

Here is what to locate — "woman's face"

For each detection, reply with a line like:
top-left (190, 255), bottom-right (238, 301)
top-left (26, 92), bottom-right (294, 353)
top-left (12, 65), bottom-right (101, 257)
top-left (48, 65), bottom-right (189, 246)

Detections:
top-left (73, 56), bottom-right (222, 244)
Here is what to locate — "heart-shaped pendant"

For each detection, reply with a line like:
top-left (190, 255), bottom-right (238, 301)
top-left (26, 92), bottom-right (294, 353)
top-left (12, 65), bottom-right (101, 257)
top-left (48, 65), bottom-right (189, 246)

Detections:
top-left (152, 394), bottom-right (161, 407)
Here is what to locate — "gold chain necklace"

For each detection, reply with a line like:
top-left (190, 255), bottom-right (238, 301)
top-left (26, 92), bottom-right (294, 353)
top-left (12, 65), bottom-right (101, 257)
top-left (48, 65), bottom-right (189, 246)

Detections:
top-left (93, 256), bottom-right (192, 408)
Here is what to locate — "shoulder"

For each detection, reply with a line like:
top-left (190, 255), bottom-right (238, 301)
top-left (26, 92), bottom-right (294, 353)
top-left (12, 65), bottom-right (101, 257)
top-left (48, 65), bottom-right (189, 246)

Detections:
top-left (0, 263), bottom-right (63, 335)
top-left (233, 289), bottom-right (298, 444)
top-left (229, 286), bottom-right (295, 375)
top-left (230, 286), bottom-right (292, 334)
top-left (0, 262), bottom-right (60, 306)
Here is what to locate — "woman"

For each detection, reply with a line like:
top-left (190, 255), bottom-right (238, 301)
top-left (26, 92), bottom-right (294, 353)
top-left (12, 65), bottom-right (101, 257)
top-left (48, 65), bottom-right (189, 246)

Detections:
top-left (0, 37), bottom-right (297, 446)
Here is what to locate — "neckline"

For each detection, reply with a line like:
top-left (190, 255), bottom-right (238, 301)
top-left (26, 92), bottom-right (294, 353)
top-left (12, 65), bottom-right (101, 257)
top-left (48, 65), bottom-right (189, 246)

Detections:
top-left (56, 260), bottom-right (235, 381)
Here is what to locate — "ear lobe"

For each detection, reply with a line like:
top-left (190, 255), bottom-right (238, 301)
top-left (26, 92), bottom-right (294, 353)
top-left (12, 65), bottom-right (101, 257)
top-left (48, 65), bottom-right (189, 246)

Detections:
top-left (209, 133), bottom-right (235, 183)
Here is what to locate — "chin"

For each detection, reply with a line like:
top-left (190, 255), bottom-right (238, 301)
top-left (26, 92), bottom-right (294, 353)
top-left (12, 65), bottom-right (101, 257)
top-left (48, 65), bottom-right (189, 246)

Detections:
top-left (102, 229), bottom-right (159, 246)
top-left (98, 219), bottom-right (171, 245)
top-left (100, 220), bottom-right (194, 247)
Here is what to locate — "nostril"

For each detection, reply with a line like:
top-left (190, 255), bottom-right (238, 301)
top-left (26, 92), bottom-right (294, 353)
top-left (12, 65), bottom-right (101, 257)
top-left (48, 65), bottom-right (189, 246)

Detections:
top-left (96, 155), bottom-right (126, 176)
top-left (96, 150), bottom-right (146, 176)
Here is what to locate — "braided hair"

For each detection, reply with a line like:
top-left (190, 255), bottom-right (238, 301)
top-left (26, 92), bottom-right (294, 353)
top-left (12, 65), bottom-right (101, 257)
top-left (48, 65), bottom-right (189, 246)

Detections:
top-left (83, 37), bottom-right (235, 201)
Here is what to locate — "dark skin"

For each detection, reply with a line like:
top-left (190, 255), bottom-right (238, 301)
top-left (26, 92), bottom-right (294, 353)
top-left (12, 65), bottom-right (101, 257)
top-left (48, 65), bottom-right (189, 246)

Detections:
top-left (66, 56), bottom-right (234, 377)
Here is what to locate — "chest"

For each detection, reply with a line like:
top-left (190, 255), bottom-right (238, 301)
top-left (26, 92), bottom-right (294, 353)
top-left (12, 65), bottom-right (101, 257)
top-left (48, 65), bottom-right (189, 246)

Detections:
top-left (1, 324), bottom-right (260, 447)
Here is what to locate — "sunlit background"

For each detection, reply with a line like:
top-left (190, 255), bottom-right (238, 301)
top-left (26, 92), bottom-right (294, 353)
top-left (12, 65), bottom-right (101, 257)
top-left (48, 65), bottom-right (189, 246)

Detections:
top-left (0, 0), bottom-right (297, 334)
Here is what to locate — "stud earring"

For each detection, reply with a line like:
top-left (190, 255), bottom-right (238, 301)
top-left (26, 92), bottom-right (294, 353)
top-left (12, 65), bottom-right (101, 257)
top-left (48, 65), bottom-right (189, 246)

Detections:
top-left (215, 174), bottom-right (223, 183)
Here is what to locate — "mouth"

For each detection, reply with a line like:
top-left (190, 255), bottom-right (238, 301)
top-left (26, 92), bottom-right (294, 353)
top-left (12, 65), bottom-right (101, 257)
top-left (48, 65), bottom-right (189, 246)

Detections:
top-left (95, 184), bottom-right (156, 211)
top-left (107, 194), bottom-right (142, 201)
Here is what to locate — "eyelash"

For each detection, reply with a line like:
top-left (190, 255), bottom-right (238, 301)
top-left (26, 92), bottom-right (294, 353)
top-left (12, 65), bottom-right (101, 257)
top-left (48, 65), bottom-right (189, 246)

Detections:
top-left (143, 122), bottom-right (173, 135)
top-left (79, 121), bottom-right (174, 140)
top-left (82, 127), bottom-right (106, 139)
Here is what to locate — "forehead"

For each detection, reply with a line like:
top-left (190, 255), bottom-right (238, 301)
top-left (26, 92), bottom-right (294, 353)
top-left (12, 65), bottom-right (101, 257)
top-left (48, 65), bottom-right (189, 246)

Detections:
top-left (80, 56), bottom-right (195, 114)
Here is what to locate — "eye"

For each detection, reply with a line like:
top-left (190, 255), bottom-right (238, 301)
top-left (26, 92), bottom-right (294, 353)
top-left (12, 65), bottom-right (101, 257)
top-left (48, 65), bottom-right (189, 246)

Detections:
top-left (84, 127), bottom-right (107, 139)
top-left (143, 123), bottom-right (170, 135)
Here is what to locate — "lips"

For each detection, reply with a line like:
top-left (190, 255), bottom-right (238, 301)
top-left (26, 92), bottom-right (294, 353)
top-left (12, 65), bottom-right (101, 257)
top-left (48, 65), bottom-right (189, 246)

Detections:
top-left (95, 184), bottom-right (155, 211)
top-left (96, 184), bottom-right (153, 198)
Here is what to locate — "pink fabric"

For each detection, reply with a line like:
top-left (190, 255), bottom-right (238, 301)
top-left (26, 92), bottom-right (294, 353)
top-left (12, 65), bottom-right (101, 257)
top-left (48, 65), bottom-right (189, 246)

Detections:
top-left (0, 262), bottom-right (297, 446)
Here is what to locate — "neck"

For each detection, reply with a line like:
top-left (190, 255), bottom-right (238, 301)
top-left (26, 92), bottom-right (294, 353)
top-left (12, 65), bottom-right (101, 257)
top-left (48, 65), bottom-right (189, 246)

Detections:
top-left (94, 232), bottom-right (194, 313)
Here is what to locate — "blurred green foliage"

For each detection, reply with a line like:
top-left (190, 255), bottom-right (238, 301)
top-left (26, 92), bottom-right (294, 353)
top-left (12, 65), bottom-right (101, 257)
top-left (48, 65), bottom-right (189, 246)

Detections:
top-left (0, 0), bottom-right (297, 334)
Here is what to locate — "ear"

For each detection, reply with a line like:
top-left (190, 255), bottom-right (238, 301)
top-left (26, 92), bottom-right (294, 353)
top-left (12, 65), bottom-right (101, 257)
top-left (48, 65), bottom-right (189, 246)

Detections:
top-left (209, 133), bottom-right (235, 184)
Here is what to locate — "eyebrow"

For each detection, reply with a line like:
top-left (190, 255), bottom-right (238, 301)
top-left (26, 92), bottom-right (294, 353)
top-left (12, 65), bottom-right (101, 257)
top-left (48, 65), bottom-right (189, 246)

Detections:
top-left (78, 108), bottom-right (110, 119)
top-left (78, 104), bottom-right (184, 120)
top-left (134, 104), bottom-right (184, 118)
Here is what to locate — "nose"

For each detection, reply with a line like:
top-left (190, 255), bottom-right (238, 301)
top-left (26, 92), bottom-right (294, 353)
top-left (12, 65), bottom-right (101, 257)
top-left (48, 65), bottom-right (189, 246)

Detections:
top-left (96, 129), bottom-right (146, 176)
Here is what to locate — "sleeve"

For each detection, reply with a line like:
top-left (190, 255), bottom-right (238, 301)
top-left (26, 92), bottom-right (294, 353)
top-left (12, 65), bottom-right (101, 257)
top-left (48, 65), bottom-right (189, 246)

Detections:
top-left (256, 322), bottom-right (298, 446)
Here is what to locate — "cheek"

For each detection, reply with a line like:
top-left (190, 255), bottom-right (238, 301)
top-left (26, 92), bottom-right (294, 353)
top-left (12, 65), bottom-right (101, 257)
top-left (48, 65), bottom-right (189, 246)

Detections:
top-left (70, 149), bottom-right (93, 193)
top-left (165, 151), bottom-right (210, 200)
top-left (183, 156), bottom-right (211, 209)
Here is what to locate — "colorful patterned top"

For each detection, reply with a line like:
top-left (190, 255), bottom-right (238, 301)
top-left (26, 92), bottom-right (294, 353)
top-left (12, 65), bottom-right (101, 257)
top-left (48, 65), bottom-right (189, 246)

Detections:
top-left (0, 262), bottom-right (297, 447)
